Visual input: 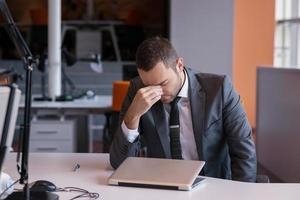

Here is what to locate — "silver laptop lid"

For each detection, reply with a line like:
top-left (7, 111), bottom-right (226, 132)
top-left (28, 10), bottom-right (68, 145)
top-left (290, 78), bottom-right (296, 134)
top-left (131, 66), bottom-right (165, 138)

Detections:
top-left (109, 157), bottom-right (205, 190)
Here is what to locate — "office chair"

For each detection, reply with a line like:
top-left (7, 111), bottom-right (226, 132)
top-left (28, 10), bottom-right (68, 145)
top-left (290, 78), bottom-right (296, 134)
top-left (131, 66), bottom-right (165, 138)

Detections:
top-left (102, 81), bottom-right (130, 153)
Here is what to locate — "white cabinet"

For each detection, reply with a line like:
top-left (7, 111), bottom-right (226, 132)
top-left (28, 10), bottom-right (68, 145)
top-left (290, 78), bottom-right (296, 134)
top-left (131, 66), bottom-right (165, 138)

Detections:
top-left (30, 120), bottom-right (75, 152)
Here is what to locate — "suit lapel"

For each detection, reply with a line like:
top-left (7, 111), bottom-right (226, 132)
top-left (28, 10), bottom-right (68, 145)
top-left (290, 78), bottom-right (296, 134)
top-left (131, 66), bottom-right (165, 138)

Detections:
top-left (186, 68), bottom-right (206, 160)
top-left (151, 102), bottom-right (171, 158)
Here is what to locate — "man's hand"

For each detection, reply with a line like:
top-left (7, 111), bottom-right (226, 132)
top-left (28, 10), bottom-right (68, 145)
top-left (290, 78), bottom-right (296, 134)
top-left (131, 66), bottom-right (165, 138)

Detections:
top-left (124, 86), bottom-right (163, 129)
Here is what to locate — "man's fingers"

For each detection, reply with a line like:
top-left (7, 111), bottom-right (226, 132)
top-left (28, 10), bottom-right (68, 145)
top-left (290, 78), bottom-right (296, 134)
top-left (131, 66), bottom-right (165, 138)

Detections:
top-left (151, 95), bottom-right (161, 104)
top-left (137, 88), bottom-right (162, 108)
top-left (139, 87), bottom-right (163, 99)
top-left (144, 94), bottom-right (161, 108)
top-left (130, 86), bottom-right (163, 117)
top-left (140, 85), bottom-right (162, 94)
top-left (146, 90), bottom-right (162, 101)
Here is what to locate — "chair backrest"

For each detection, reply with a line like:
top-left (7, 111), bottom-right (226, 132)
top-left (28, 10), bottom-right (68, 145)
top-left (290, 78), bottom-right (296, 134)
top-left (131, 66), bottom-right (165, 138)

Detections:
top-left (112, 81), bottom-right (130, 112)
top-left (256, 67), bottom-right (300, 182)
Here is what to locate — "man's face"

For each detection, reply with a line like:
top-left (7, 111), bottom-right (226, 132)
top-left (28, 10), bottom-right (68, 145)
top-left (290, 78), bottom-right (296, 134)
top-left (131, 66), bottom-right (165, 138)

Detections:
top-left (138, 59), bottom-right (185, 103)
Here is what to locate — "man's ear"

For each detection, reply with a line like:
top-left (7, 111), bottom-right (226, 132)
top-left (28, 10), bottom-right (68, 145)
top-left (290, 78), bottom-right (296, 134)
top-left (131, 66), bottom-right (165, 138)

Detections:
top-left (176, 57), bottom-right (184, 72)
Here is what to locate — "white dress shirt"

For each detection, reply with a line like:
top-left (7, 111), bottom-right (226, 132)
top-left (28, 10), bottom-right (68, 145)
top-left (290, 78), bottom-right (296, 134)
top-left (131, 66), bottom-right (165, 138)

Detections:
top-left (121, 70), bottom-right (199, 160)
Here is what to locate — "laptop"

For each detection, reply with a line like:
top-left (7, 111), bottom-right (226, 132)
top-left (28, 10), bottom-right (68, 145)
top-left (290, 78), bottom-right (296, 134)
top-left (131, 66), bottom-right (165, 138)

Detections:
top-left (108, 157), bottom-right (205, 191)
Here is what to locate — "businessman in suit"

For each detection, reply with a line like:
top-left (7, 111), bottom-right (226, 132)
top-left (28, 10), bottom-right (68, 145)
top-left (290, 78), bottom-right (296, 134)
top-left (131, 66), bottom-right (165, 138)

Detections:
top-left (110, 37), bottom-right (257, 182)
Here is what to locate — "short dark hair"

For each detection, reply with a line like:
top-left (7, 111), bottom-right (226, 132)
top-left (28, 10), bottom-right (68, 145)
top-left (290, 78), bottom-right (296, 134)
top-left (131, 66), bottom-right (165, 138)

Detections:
top-left (135, 37), bottom-right (178, 71)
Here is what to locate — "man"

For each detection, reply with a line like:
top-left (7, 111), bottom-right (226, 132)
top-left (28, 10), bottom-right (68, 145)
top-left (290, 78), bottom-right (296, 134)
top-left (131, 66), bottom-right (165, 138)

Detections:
top-left (110, 37), bottom-right (257, 182)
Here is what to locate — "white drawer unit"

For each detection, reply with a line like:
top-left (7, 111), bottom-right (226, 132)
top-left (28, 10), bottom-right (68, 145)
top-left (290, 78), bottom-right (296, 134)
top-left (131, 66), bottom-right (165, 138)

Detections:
top-left (30, 120), bottom-right (75, 153)
top-left (30, 140), bottom-right (74, 153)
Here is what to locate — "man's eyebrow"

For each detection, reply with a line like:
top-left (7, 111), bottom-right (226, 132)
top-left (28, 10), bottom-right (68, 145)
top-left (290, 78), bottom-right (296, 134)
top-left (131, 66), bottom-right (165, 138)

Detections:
top-left (144, 79), bottom-right (167, 86)
top-left (156, 79), bottom-right (168, 86)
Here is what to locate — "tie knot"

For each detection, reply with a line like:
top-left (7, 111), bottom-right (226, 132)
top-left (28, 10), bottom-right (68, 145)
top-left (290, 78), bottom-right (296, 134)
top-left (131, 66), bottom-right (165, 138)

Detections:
top-left (170, 97), bottom-right (181, 110)
top-left (171, 97), bottom-right (181, 108)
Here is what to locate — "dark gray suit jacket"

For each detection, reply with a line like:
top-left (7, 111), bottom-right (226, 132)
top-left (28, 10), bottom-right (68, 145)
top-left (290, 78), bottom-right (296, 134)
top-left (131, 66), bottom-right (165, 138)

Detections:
top-left (110, 67), bottom-right (257, 182)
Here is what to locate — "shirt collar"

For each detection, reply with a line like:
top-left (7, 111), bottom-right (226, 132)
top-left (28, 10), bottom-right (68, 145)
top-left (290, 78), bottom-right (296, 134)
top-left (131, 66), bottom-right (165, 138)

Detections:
top-left (177, 69), bottom-right (189, 98)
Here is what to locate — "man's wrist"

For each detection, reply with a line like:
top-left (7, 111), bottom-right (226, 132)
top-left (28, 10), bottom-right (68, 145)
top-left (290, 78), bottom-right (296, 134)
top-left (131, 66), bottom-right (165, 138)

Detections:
top-left (124, 111), bottom-right (140, 129)
top-left (121, 121), bottom-right (139, 143)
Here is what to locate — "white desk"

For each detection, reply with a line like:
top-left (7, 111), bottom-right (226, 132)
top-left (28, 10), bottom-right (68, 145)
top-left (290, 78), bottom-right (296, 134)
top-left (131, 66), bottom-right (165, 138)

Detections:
top-left (3, 153), bottom-right (300, 200)
top-left (19, 95), bottom-right (112, 113)
top-left (19, 95), bottom-right (112, 152)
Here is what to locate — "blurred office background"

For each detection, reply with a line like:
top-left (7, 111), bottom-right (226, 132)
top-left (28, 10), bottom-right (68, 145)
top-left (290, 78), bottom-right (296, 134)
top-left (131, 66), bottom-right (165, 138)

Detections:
top-left (0, 0), bottom-right (300, 183)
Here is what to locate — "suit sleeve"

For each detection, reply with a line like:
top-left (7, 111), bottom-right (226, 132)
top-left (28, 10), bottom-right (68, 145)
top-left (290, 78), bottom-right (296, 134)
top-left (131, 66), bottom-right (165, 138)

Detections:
top-left (109, 80), bottom-right (142, 169)
top-left (222, 75), bottom-right (257, 182)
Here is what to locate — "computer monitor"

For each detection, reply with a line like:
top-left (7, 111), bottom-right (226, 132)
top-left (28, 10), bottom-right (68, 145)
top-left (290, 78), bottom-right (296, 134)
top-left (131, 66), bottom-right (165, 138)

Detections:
top-left (0, 85), bottom-right (21, 171)
top-left (256, 67), bottom-right (300, 183)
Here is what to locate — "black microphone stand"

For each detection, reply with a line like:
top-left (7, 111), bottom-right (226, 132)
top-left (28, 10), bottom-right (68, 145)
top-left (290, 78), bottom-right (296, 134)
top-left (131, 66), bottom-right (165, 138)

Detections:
top-left (0, 0), bottom-right (58, 199)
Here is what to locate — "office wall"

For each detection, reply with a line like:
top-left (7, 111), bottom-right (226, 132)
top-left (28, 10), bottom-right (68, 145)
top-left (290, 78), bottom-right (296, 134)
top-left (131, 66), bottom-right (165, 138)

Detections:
top-left (170, 0), bottom-right (275, 127)
top-left (170, 0), bottom-right (234, 77)
top-left (233, 0), bottom-right (275, 126)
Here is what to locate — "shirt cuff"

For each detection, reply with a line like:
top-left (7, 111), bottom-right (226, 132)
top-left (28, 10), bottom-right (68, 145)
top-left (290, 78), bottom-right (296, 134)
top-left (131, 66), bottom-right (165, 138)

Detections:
top-left (121, 121), bottom-right (139, 143)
